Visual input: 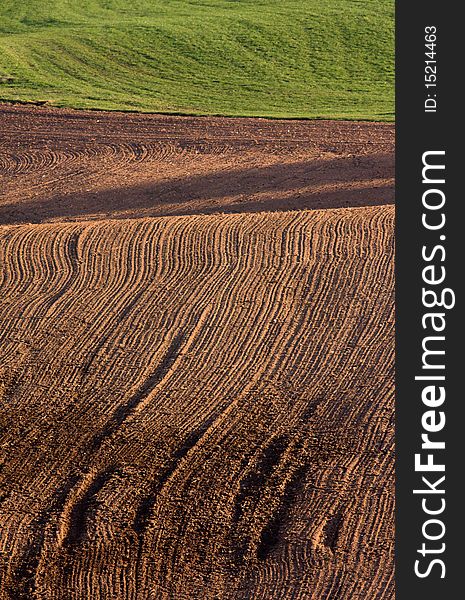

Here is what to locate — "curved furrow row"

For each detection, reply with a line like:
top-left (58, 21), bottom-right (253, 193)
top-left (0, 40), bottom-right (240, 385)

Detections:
top-left (0, 139), bottom-right (235, 183)
top-left (136, 208), bottom-right (394, 599)
top-left (0, 205), bottom-right (394, 599)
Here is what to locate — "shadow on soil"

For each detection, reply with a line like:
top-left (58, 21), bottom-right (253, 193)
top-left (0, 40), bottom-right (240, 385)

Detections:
top-left (0, 154), bottom-right (394, 224)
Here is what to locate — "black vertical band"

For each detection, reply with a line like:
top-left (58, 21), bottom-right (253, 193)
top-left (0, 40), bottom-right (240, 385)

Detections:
top-left (396, 2), bottom-right (460, 596)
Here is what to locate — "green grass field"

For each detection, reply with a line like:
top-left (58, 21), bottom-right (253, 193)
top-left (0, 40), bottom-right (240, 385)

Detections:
top-left (0, 1), bottom-right (394, 120)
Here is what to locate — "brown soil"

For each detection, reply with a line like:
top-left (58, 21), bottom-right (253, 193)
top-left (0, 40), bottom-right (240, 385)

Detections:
top-left (0, 105), bottom-right (394, 599)
top-left (0, 105), bottom-right (393, 224)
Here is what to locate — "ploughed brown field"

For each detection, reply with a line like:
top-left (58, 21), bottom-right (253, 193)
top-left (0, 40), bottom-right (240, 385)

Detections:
top-left (0, 106), bottom-right (394, 599)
